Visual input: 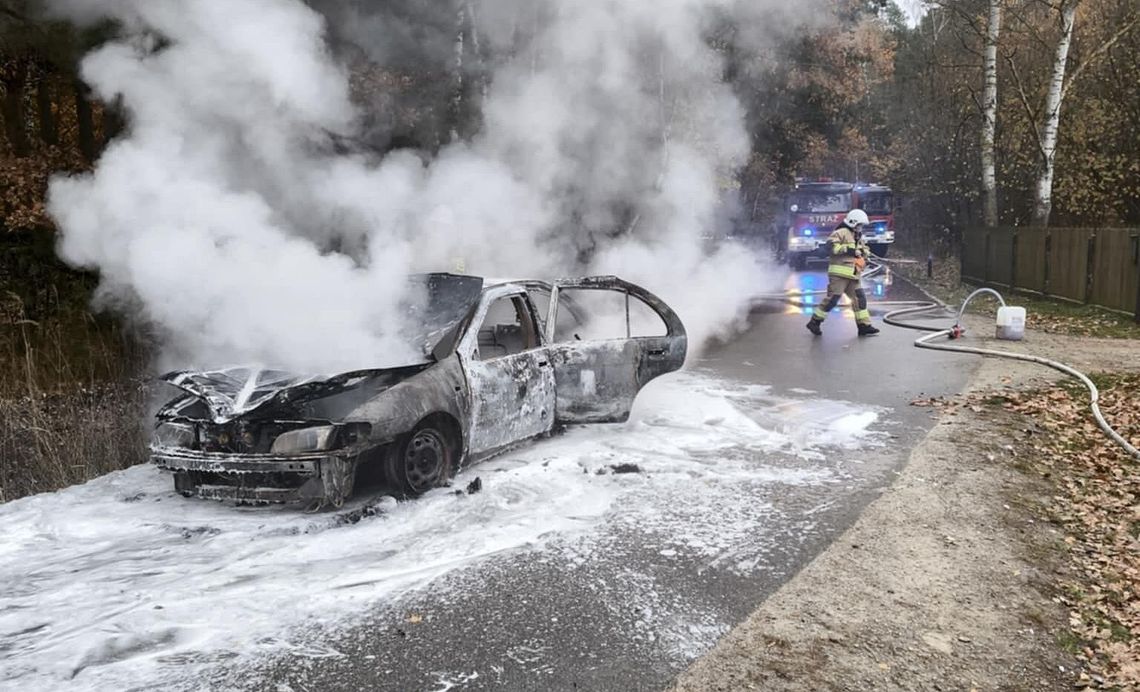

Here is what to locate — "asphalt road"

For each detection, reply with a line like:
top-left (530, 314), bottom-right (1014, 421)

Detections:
top-left (245, 268), bottom-right (977, 692)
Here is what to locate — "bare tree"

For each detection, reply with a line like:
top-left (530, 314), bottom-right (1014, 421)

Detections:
top-left (981, 0), bottom-right (1002, 226)
top-left (1031, 0), bottom-right (1076, 226)
top-left (1010, 0), bottom-right (1140, 225)
top-left (930, 0), bottom-right (1004, 226)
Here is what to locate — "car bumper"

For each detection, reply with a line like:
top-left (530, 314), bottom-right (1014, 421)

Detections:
top-left (151, 447), bottom-right (358, 506)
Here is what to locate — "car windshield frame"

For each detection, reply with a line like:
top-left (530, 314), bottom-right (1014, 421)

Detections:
top-left (401, 274), bottom-right (485, 358)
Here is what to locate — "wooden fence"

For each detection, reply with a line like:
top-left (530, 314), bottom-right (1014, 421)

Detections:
top-left (961, 227), bottom-right (1140, 320)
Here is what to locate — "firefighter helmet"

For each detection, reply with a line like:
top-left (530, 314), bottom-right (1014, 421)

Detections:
top-left (844, 209), bottom-right (870, 228)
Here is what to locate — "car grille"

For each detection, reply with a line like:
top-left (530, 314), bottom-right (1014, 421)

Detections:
top-left (195, 421), bottom-right (309, 454)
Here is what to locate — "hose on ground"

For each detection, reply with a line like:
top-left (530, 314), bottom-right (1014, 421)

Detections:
top-left (753, 258), bottom-right (1140, 461)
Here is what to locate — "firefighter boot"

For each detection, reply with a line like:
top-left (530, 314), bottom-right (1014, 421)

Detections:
top-left (858, 323), bottom-right (881, 337)
top-left (806, 318), bottom-right (823, 336)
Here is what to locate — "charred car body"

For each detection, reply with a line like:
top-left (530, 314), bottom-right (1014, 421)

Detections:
top-left (151, 274), bottom-right (687, 507)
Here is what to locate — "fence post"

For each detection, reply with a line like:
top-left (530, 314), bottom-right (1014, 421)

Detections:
top-left (1135, 277), bottom-right (1140, 324)
top-left (1084, 231), bottom-right (1096, 304)
top-left (983, 230), bottom-right (992, 285)
top-left (1010, 229), bottom-right (1019, 290)
top-left (1132, 232), bottom-right (1140, 323)
top-left (1043, 231), bottom-right (1052, 296)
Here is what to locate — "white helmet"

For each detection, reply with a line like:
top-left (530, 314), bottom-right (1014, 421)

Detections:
top-left (844, 209), bottom-right (870, 228)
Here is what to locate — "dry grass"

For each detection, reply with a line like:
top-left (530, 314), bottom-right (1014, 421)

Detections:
top-left (1, 289), bottom-right (154, 503)
top-left (0, 382), bottom-right (151, 503)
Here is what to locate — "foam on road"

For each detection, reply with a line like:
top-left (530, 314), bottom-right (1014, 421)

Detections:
top-left (0, 371), bottom-right (884, 691)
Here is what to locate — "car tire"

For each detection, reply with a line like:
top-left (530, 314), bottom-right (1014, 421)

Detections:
top-left (384, 420), bottom-right (457, 497)
top-left (789, 253), bottom-right (807, 270)
top-left (870, 243), bottom-right (890, 258)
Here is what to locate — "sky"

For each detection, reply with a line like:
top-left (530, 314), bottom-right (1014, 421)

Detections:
top-left (899, 0), bottom-right (929, 26)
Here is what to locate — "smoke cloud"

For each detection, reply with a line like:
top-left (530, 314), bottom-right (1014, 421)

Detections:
top-left (47, 0), bottom-right (812, 374)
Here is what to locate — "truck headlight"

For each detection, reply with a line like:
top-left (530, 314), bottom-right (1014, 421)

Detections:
top-left (271, 426), bottom-right (336, 454)
top-left (154, 422), bottom-right (195, 448)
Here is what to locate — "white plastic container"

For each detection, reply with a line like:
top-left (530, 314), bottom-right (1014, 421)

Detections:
top-left (996, 306), bottom-right (1026, 341)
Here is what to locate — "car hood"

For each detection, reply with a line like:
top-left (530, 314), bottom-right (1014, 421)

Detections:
top-left (160, 365), bottom-right (430, 424)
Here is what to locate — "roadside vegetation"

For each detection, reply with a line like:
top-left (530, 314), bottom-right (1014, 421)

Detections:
top-left (993, 377), bottom-right (1140, 688)
top-left (889, 253), bottom-right (1140, 340)
top-left (0, 318), bottom-right (151, 503)
top-left (0, 237), bottom-right (150, 503)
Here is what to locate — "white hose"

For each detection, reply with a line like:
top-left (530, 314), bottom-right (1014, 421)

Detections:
top-left (893, 310), bottom-right (1140, 462)
top-left (753, 259), bottom-right (1140, 460)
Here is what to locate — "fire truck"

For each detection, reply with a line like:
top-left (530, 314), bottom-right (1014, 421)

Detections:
top-left (774, 180), bottom-right (895, 269)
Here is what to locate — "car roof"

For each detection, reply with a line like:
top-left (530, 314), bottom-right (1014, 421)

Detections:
top-left (414, 272), bottom-right (518, 287)
top-left (416, 273), bottom-right (559, 292)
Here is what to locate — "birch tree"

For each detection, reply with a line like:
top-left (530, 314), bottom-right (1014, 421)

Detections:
top-left (1032, 0), bottom-right (1077, 226)
top-left (927, 0), bottom-right (1007, 226)
top-left (980, 0), bottom-right (1002, 226)
top-left (1006, 0), bottom-right (1140, 225)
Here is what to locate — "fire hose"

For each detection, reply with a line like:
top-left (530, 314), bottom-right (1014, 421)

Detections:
top-left (755, 259), bottom-right (1140, 461)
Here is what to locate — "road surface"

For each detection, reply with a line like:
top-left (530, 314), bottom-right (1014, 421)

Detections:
top-left (0, 267), bottom-right (976, 692)
top-left (237, 268), bottom-right (976, 692)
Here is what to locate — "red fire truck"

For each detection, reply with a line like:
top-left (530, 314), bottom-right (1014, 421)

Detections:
top-left (775, 180), bottom-right (895, 268)
top-left (854, 183), bottom-right (895, 256)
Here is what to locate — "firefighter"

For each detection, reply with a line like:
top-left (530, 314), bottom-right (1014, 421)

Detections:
top-left (806, 209), bottom-right (881, 337)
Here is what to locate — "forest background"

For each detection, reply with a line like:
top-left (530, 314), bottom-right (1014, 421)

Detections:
top-left (1, 0), bottom-right (1138, 499)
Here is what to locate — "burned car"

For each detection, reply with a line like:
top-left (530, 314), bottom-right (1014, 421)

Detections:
top-left (151, 274), bottom-right (687, 507)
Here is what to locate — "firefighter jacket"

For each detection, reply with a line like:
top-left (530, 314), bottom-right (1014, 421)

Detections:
top-left (826, 225), bottom-right (873, 279)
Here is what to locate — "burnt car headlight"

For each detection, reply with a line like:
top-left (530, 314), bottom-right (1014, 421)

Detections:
top-left (154, 422), bottom-right (195, 448)
top-left (270, 426), bottom-right (336, 454)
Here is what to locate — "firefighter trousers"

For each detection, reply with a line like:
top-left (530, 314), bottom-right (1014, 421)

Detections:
top-left (812, 276), bottom-right (871, 325)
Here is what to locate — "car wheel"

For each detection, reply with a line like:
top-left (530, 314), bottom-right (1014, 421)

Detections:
top-left (789, 253), bottom-right (806, 270)
top-left (385, 421), bottom-right (456, 496)
top-left (871, 243), bottom-right (889, 258)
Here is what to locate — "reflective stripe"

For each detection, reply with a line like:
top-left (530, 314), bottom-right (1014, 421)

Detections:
top-left (812, 307), bottom-right (828, 320)
top-left (828, 264), bottom-right (857, 278)
top-left (831, 243), bottom-right (856, 255)
top-left (854, 309), bottom-right (871, 323)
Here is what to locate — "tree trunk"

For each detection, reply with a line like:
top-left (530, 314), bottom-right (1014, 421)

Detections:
top-left (981, 0), bottom-right (1002, 227)
top-left (103, 97), bottom-right (126, 144)
top-left (1033, 1), bottom-right (1077, 227)
top-left (1, 60), bottom-right (31, 157)
top-left (36, 74), bottom-right (57, 146)
top-left (74, 78), bottom-right (96, 162)
top-left (444, 5), bottom-right (466, 145)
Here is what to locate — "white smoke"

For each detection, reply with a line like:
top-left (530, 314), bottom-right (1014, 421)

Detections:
top-left (47, 0), bottom-right (808, 374)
